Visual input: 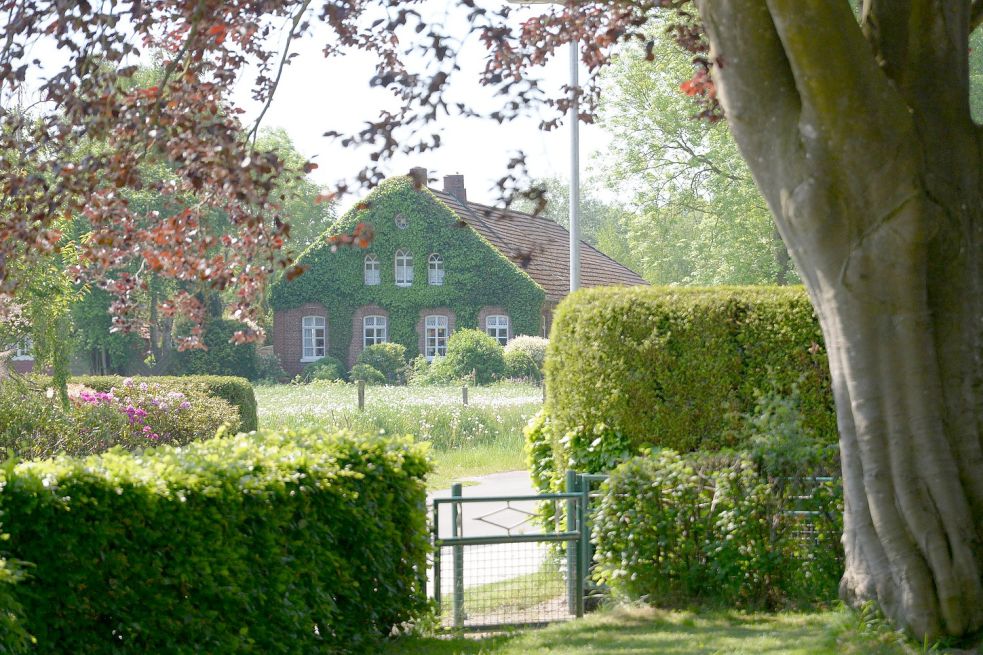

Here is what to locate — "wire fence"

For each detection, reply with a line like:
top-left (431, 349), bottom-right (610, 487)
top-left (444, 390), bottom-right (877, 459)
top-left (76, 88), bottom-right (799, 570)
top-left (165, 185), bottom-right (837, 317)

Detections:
top-left (434, 543), bottom-right (570, 629)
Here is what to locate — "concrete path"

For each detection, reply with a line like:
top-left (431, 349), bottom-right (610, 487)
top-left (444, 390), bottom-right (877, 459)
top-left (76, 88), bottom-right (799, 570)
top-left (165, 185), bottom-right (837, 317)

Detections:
top-left (427, 470), bottom-right (554, 592)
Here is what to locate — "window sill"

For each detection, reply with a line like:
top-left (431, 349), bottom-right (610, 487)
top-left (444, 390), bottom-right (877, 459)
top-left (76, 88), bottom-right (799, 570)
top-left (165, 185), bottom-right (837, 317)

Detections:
top-left (300, 356), bottom-right (324, 363)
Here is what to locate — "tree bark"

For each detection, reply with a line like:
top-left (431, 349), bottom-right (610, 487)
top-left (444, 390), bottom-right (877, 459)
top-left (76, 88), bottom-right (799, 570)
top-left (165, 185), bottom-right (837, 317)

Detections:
top-left (694, 0), bottom-right (983, 641)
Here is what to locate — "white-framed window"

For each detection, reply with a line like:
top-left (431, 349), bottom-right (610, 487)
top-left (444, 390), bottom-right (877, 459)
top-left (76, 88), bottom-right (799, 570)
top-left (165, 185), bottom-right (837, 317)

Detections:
top-left (12, 336), bottom-right (32, 361)
top-left (486, 315), bottom-right (509, 346)
top-left (364, 254), bottom-right (380, 285)
top-left (301, 315), bottom-right (326, 361)
top-left (395, 250), bottom-right (413, 287)
top-left (363, 315), bottom-right (387, 347)
top-left (424, 315), bottom-right (448, 360)
top-left (394, 213), bottom-right (409, 229)
top-left (428, 254), bottom-right (444, 286)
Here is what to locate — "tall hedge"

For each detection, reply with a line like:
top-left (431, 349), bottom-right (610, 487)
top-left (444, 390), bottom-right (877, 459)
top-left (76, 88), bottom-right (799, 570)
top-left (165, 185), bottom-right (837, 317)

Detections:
top-left (532, 286), bottom-right (835, 487)
top-left (71, 375), bottom-right (258, 432)
top-left (0, 429), bottom-right (430, 653)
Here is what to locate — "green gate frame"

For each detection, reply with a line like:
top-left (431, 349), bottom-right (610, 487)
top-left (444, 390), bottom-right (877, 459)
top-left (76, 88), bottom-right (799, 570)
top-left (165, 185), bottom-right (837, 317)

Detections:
top-left (432, 481), bottom-right (590, 630)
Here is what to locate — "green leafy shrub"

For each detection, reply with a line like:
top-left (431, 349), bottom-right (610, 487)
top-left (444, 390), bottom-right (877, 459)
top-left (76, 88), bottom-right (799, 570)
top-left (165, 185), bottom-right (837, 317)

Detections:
top-left (302, 355), bottom-right (346, 383)
top-left (356, 343), bottom-right (408, 384)
top-left (0, 429), bottom-right (431, 653)
top-left (350, 363), bottom-right (386, 385)
top-left (443, 329), bottom-right (506, 385)
top-left (533, 286), bottom-right (835, 489)
top-left (70, 375), bottom-right (258, 433)
top-left (407, 355), bottom-right (455, 386)
top-left (504, 335), bottom-right (548, 370)
top-left (505, 349), bottom-right (541, 382)
top-left (744, 383), bottom-right (839, 479)
top-left (175, 319), bottom-right (258, 380)
top-left (593, 450), bottom-right (843, 610)
top-left (0, 524), bottom-right (30, 654)
top-left (254, 350), bottom-right (288, 384)
top-left (0, 379), bottom-right (240, 461)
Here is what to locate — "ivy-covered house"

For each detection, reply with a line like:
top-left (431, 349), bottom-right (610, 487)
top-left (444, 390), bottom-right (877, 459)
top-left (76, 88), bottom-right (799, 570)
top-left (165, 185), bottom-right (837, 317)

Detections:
top-left (270, 169), bottom-right (646, 377)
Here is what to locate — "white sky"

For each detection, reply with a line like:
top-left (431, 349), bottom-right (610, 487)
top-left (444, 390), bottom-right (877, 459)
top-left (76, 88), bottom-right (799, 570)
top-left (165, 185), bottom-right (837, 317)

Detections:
top-left (230, 1), bottom-right (613, 205)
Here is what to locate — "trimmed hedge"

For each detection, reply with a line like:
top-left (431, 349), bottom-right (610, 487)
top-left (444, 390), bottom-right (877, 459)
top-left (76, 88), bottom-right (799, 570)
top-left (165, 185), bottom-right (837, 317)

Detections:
top-left (0, 429), bottom-right (430, 653)
top-left (533, 286), bottom-right (835, 488)
top-left (593, 450), bottom-right (843, 609)
top-left (71, 375), bottom-right (258, 432)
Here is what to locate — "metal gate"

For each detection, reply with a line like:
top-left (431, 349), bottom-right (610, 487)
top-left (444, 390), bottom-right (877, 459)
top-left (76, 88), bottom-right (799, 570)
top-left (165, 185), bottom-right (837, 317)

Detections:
top-left (431, 471), bottom-right (606, 631)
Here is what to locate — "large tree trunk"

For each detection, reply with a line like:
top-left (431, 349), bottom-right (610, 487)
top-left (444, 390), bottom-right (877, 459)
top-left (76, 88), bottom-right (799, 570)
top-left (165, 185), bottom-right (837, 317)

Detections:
top-left (694, 0), bottom-right (983, 641)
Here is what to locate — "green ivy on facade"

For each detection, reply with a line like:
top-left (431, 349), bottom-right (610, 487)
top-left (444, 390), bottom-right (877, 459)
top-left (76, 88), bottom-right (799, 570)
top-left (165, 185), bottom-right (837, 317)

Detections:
top-left (271, 176), bottom-right (546, 362)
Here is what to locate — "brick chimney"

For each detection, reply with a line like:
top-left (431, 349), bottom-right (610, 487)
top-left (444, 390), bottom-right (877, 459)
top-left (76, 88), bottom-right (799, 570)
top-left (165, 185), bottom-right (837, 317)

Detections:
top-left (409, 167), bottom-right (428, 186)
top-left (443, 174), bottom-right (466, 202)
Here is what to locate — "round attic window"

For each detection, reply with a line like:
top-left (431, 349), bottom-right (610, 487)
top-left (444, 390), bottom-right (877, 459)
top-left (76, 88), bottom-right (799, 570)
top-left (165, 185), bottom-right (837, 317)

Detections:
top-left (394, 213), bottom-right (409, 229)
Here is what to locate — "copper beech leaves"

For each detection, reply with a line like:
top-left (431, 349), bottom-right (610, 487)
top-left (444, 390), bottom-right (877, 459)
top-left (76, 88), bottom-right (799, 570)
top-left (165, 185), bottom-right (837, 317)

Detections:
top-left (0, 0), bottom-right (711, 348)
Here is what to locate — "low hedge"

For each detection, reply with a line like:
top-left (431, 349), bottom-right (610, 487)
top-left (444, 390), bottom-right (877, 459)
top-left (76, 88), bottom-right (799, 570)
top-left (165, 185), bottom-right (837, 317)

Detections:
top-left (593, 450), bottom-right (843, 609)
top-left (0, 429), bottom-right (430, 653)
top-left (533, 286), bottom-right (835, 488)
top-left (71, 375), bottom-right (258, 432)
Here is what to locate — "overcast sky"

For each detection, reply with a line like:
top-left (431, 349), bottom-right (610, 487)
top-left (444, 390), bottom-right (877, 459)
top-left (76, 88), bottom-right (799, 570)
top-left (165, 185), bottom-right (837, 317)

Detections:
top-left (231, 2), bottom-right (613, 205)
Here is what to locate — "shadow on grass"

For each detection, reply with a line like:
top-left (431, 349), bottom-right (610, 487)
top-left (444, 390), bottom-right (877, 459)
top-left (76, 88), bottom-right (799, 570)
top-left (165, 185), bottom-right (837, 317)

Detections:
top-left (384, 608), bottom-right (846, 655)
top-left (385, 632), bottom-right (515, 655)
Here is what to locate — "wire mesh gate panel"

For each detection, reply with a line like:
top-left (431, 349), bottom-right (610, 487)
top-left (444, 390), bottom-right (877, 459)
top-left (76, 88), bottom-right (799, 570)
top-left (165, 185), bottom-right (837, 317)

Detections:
top-left (431, 484), bottom-right (586, 631)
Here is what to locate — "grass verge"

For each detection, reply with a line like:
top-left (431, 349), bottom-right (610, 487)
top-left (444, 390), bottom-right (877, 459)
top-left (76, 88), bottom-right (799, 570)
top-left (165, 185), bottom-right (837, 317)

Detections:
top-left (387, 606), bottom-right (927, 655)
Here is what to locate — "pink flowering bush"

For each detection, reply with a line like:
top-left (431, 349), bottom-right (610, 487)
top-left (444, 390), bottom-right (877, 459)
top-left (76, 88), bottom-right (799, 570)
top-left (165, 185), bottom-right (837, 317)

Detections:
top-left (0, 378), bottom-right (240, 460)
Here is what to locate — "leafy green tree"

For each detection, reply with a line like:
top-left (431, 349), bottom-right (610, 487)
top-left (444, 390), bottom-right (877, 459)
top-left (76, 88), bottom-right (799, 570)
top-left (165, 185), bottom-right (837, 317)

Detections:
top-left (254, 129), bottom-right (337, 254)
top-left (599, 29), bottom-right (794, 286)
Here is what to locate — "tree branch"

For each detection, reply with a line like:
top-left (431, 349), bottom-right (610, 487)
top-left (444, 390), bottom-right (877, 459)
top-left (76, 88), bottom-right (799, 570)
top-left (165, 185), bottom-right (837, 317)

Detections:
top-left (861, 0), bottom-right (972, 122)
top-left (972, 0), bottom-right (983, 33)
top-left (249, 0), bottom-right (312, 146)
top-left (764, 0), bottom-right (912, 152)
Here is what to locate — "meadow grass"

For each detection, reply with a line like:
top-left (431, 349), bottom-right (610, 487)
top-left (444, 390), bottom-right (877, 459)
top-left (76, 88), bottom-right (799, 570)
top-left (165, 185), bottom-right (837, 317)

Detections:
top-left (254, 381), bottom-right (541, 488)
top-left (388, 605), bottom-right (922, 655)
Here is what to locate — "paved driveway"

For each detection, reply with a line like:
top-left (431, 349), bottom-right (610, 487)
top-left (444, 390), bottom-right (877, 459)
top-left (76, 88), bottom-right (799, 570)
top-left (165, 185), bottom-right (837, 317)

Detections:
top-left (428, 470), bottom-right (552, 591)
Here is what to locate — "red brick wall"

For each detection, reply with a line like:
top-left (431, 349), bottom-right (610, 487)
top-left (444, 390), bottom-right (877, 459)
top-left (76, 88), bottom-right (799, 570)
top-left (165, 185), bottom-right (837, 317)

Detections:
top-left (348, 305), bottom-right (390, 367)
top-left (10, 359), bottom-right (33, 375)
top-left (416, 308), bottom-right (456, 358)
top-left (477, 306), bottom-right (511, 342)
top-left (273, 303), bottom-right (328, 378)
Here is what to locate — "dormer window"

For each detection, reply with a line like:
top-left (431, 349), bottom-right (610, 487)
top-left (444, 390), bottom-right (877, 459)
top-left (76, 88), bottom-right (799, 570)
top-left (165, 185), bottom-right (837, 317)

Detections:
top-left (428, 254), bottom-right (444, 286)
top-left (364, 254), bottom-right (380, 285)
top-left (395, 250), bottom-right (413, 287)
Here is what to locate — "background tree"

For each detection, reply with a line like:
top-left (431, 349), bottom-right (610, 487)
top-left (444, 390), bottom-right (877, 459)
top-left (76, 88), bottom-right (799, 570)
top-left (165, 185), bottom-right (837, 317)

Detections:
top-left (599, 28), bottom-right (794, 286)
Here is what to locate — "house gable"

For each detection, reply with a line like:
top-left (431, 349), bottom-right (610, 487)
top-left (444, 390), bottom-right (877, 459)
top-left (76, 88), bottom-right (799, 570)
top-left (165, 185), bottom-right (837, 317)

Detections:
top-left (270, 176), bottom-right (545, 372)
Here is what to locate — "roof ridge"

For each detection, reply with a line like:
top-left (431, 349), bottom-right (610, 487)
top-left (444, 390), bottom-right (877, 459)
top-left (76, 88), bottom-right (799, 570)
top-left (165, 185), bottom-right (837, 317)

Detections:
top-left (449, 194), bottom-right (644, 283)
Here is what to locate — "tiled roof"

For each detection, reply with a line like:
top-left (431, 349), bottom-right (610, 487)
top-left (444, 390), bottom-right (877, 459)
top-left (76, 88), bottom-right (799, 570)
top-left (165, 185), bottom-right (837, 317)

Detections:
top-left (430, 188), bottom-right (648, 303)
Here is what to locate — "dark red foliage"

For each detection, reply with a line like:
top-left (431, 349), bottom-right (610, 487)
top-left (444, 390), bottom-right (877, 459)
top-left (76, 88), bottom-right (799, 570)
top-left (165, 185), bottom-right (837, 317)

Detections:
top-left (0, 0), bottom-right (711, 346)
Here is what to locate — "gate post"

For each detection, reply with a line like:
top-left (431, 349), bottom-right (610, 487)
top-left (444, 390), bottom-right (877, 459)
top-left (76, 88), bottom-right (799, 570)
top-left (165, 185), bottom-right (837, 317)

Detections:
top-left (565, 470), bottom-right (578, 615)
top-left (451, 483), bottom-right (465, 628)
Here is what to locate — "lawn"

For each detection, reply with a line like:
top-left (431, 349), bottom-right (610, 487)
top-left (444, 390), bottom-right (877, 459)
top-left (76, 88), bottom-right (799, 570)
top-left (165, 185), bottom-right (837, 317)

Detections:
top-left (387, 606), bottom-right (918, 655)
top-left (254, 381), bottom-right (541, 488)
